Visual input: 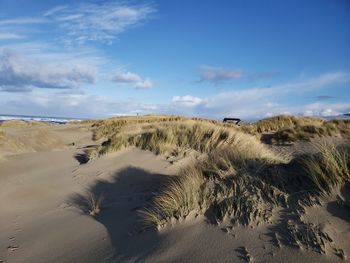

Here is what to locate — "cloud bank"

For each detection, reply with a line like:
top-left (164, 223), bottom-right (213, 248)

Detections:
top-left (0, 49), bottom-right (96, 92)
top-left (112, 71), bottom-right (153, 89)
top-left (43, 2), bottom-right (155, 44)
top-left (174, 71), bottom-right (350, 119)
top-left (1, 71), bottom-right (348, 119)
top-left (199, 65), bottom-right (243, 83)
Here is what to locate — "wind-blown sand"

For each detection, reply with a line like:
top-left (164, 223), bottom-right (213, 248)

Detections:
top-left (0, 123), bottom-right (349, 262)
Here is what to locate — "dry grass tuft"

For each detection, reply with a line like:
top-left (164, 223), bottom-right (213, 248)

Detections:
top-left (140, 144), bottom-right (287, 229)
top-left (241, 115), bottom-right (350, 144)
top-left (242, 115), bottom-right (324, 133)
top-left (90, 119), bottom-right (280, 165)
top-left (142, 140), bottom-right (349, 230)
top-left (87, 191), bottom-right (104, 216)
top-left (140, 164), bottom-right (205, 229)
top-left (0, 120), bottom-right (49, 128)
top-left (298, 141), bottom-right (349, 194)
top-left (85, 115), bottom-right (349, 256)
top-left (89, 115), bottom-right (224, 142)
top-left (74, 115), bottom-right (350, 255)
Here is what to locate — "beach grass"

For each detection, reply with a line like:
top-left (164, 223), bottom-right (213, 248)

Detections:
top-left (84, 115), bottom-right (349, 234)
top-left (0, 120), bottom-right (49, 128)
top-left (241, 115), bottom-right (350, 144)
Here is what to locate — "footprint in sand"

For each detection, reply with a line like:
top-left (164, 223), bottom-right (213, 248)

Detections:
top-left (8, 218), bottom-right (22, 254)
top-left (235, 246), bottom-right (253, 262)
top-left (7, 245), bottom-right (19, 252)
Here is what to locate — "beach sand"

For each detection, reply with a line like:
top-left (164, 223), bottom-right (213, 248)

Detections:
top-left (0, 123), bottom-right (349, 262)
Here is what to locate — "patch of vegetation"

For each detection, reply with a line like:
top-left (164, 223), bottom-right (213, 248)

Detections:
top-left (297, 142), bottom-right (349, 194)
top-left (242, 115), bottom-right (350, 144)
top-left (141, 142), bottom-right (349, 231)
top-left (242, 115), bottom-right (324, 134)
top-left (0, 120), bottom-right (49, 128)
top-left (84, 115), bottom-right (349, 257)
top-left (87, 191), bottom-right (104, 216)
top-left (140, 146), bottom-right (286, 229)
top-left (89, 119), bottom-right (278, 164)
top-left (88, 115), bottom-right (223, 141)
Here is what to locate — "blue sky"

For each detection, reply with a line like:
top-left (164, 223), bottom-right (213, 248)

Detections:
top-left (0, 0), bottom-right (349, 119)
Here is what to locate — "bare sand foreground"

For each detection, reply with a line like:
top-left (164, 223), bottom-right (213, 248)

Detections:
top-left (0, 120), bottom-right (349, 263)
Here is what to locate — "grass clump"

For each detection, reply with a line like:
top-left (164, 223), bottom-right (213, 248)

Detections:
top-left (242, 115), bottom-right (350, 144)
top-left (242, 115), bottom-right (324, 134)
top-left (298, 142), bottom-right (349, 194)
top-left (86, 115), bottom-right (349, 238)
top-left (95, 121), bottom-right (280, 164)
top-left (140, 145), bottom-right (287, 229)
top-left (141, 164), bottom-right (205, 229)
top-left (87, 192), bottom-right (103, 216)
top-left (142, 141), bottom-right (349, 229)
top-left (83, 115), bottom-right (349, 256)
top-left (0, 120), bottom-right (49, 128)
top-left (90, 115), bottom-right (222, 141)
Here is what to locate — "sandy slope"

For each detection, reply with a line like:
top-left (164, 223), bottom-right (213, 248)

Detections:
top-left (0, 124), bottom-right (349, 263)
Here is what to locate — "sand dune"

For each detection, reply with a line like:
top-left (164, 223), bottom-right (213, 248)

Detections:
top-left (0, 120), bottom-right (349, 263)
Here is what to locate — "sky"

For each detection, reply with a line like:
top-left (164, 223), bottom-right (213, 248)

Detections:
top-left (0, 0), bottom-right (349, 120)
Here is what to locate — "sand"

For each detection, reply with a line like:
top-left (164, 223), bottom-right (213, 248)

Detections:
top-left (0, 123), bottom-right (349, 263)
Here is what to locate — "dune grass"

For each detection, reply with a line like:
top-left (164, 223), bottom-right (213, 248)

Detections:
top-left (242, 115), bottom-right (325, 134)
top-left (140, 164), bottom-right (205, 229)
top-left (90, 115), bottom-right (224, 141)
top-left (0, 120), bottom-right (49, 128)
top-left (140, 145), bottom-right (287, 229)
top-left (87, 191), bottom-right (104, 216)
top-left (86, 115), bottom-right (349, 228)
top-left (241, 115), bottom-right (350, 144)
top-left (86, 115), bottom-right (288, 227)
top-left (90, 119), bottom-right (280, 165)
top-left (141, 141), bottom-right (349, 229)
top-left (298, 141), bottom-right (349, 194)
top-left (79, 115), bottom-right (350, 257)
top-left (84, 114), bottom-right (349, 255)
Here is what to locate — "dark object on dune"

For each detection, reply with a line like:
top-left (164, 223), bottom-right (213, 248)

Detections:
top-left (223, 118), bottom-right (241, 125)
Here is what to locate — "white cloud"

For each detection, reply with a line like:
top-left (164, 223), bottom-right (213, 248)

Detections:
top-left (112, 71), bottom-right (153, 89)
top-left (0, 71), bottom-right (349, 120)
top-left (135, 78), bottom-right (153, 89)
top-left (44, 2), bottom-right (155, 44)
top-left (0, 2), bottom-right (155, 45)
top-left (0, 49), bottom-right (96, 91)
top-left (265, 102), bottom-right (278, 108)
top-left (172, 95), bottom-right (203, 106)
top-left (321, 108), bottom-right (337, 117)
top-left (302, 102), bottom-right (347, 117)
top-left (43, 5), bottom-right (68, 17)
top-left (199, 65), bottom-right (243, 83)
top-left (0, 89), bottom-right (163, 118)
top-left (278, 72), bottom-right (350, 92)
top-left (304, 110), bottom-right (314, 117)
top-left (173, 71), bottom-right (350, 119)
top-left (112, 71), bottom-right (142, 83)
top-left (0, 33), bottom-right (22, 40)
top-left (0, 17), bottom-right (46, 26)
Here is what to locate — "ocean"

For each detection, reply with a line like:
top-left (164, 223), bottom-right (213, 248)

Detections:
top-left (0, 114), bottom-right (84, 124)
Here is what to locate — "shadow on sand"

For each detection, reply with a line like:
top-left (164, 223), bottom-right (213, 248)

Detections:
top-left (74, 152), bottom-right (90, 164)
top-left (327, 183), bottom-right (350, 223)
top-left (69, 166), bottom-right (170, 262)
